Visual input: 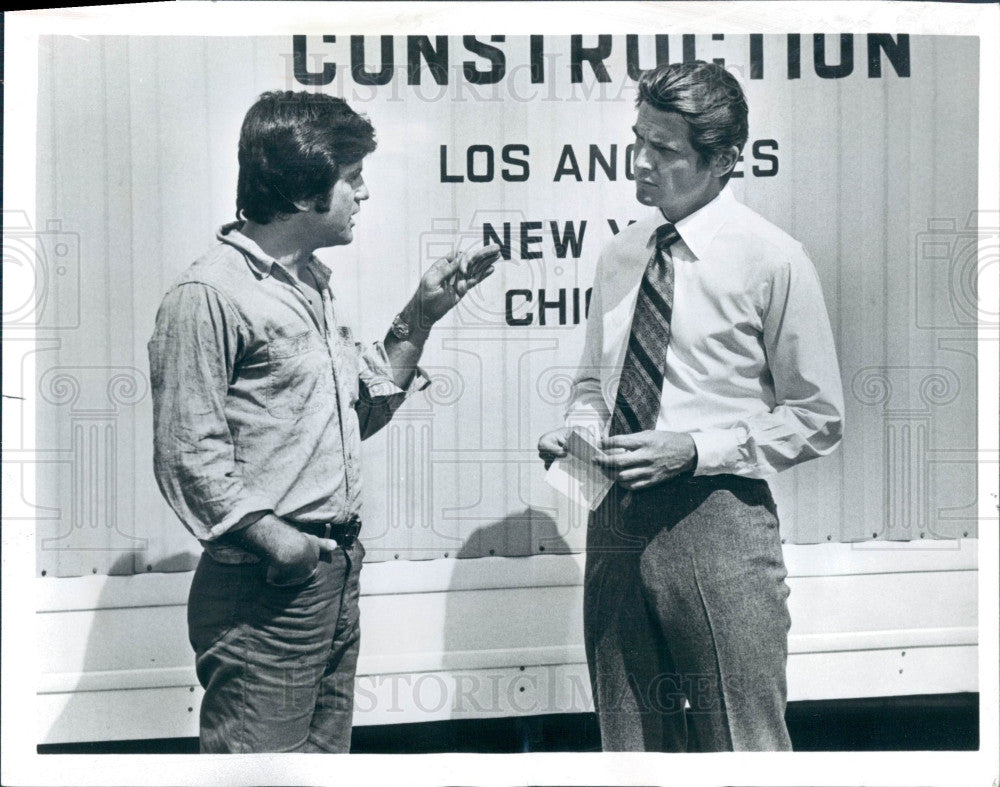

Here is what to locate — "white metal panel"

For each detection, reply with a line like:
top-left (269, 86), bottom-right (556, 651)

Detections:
top-left (36, 567), bottom-right (977, 678)
top-left (31, 539), bottom-right (980, 612)
top-left (34, 546), bottom-right (979, 743)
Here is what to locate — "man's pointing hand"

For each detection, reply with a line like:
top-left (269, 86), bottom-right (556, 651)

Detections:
top-left (415, 244), bottom-right (503, 327)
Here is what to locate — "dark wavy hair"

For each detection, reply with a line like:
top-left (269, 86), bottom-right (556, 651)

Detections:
top-left (236, 91), bottom-right (377, 224)
top-left (637, 61), bottom-right (748, 182)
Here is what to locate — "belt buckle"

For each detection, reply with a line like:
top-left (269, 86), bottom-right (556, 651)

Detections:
top-left (331, 517), bottom-right (359, 548)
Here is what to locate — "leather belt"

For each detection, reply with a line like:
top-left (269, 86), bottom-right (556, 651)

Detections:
top-left (294, 516), bottom-right (361, 548)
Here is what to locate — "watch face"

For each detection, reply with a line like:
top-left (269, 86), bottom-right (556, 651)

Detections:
top-left (392, 315), bottom-right (410, 340)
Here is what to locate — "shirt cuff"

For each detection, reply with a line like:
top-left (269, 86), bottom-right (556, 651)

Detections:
top-left (204, 494), bottom-right (276, 541)
top-left (406, 364), bottom-right (433, 394)
top-left (201, 502), bottom-right (274, 564)
top-left (360, 340), bottom-right (431, 400)
top-left (690, 428), bottom-right (745, 476)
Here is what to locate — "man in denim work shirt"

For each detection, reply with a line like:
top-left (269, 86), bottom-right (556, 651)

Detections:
top-left (149, 91), bottom-right (499, 753)
top-left (539, 62), bottom-right (843, 751)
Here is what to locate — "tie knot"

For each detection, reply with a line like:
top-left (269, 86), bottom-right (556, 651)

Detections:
top-left (654, 222), bottom-right (680, 251)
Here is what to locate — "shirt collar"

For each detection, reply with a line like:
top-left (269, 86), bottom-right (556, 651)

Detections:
top-left (651, 186), bottom-right (734, 261)
top-left (217, 221), bottom-right (332, 289)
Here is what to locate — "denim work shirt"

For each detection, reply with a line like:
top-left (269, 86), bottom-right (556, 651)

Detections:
top-left (149, 222), bottom-right (429, 563)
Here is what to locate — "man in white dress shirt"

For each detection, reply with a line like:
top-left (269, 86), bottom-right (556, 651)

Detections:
top-left (538, 61), bottom-right (844, 751)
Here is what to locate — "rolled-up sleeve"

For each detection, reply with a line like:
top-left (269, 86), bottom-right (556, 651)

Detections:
top-left (354, 340), bottom-right (431, 439)
top-left (148, 283), bottom-right (272, 541)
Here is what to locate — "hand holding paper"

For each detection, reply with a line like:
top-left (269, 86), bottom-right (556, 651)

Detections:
top-left (544, 428), bottom-right (615, 511)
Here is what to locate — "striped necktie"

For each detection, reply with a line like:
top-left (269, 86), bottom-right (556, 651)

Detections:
top-left (609, 222), bottom-right (681, 436)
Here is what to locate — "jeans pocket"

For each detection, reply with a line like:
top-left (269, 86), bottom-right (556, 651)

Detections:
top-left (188, 556), bottom-right (253, 655)
top-left (264, 562), bottom-right (320, 592)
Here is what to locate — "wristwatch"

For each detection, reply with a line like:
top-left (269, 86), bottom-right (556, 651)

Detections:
top-left (390, 313), bottom-right (411, 340)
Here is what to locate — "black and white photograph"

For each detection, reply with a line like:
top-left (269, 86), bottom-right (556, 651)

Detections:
top-left (2, 2), bottom-right (998, 785)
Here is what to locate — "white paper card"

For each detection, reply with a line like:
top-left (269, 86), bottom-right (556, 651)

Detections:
top-left (545, 429), bottom-right (615, 511)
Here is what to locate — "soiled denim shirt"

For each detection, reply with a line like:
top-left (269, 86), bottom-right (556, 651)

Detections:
top-left (149, 223), bottom-right (429, 563)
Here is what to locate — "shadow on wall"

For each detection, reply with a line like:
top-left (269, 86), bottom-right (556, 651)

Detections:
top-left (451, 506), bottom-right (577, 559)
top-left (42, 552), bottom-right (198, 746)
top-left (441, 508), bottom-right (583, 739)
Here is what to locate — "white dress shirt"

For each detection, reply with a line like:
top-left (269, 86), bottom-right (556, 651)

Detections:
top-left (566, 187), bottom-right (844, 478)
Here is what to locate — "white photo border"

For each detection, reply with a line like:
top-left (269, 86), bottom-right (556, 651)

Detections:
top-left (3, 2), bottom-right (997, 785)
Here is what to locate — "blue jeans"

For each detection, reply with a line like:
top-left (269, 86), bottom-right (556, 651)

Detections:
top-left (187, 539), bottom-right (365, 752)
top-left (584, 476), bottom-right (792, 752)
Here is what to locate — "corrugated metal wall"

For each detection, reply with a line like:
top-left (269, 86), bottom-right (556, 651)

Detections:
top-left (33, 34), bottom-right (979, 577)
